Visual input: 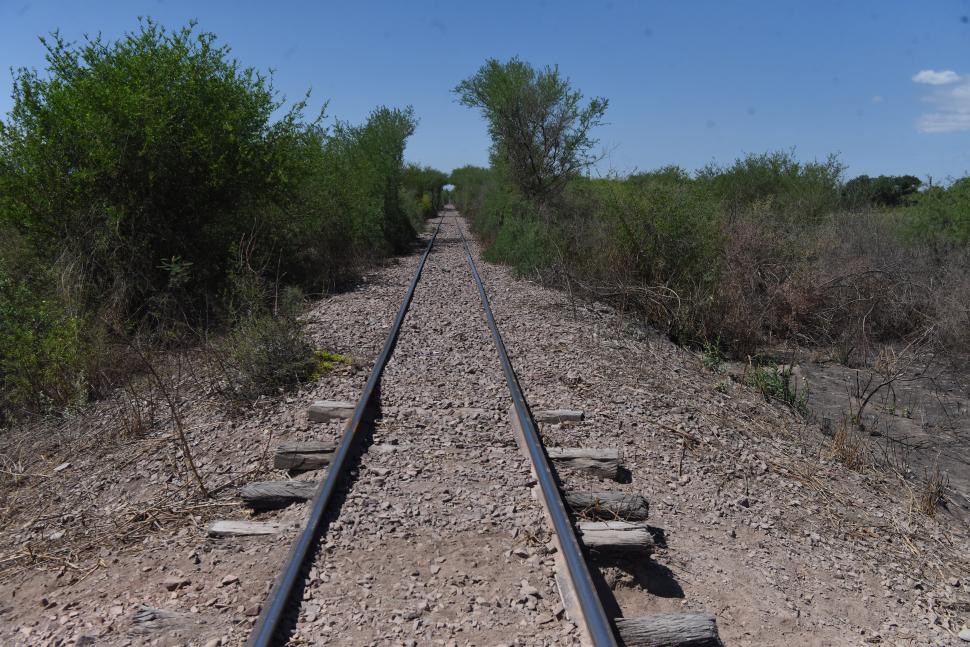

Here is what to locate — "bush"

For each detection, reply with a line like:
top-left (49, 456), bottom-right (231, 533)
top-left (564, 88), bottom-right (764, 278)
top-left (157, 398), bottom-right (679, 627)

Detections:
top-left (905, 178), bottom-right (970, 247)
top-left (697, 150), bottom-right (844, 222)
top-left (0, 268), bottom-right (89, 419)
top-left (219, 286), bottom-right (316, 403)
top-left (0, 19), bottom-right (428, 420)
top-left (0, 20), bottom-right (315, 323)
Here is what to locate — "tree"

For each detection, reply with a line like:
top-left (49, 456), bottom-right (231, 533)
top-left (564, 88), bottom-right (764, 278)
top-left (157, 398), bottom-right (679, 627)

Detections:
top-left (454, 57), bottom-right (607, 208)
top-left (0, 19), bottom-right (313, 322)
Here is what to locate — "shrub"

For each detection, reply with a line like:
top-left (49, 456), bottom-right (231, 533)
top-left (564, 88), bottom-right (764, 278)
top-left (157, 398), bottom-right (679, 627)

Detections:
top-left (0, 20), bottom-right (315, 323)
top-left (905, 177), bottom-right (970, 247)
top-left (697, 150), bottom-right (844, 222)
top-left (0, 268), bottom-right (89, 419)
top-left (0, 19), bottom-right (426, 421)
top-left (220, 286), bottom-right (316, 403)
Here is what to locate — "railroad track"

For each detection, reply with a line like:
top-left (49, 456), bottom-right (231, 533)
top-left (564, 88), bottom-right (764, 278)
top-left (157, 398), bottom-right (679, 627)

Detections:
top-left (211, 209), bottom-right (721, 646)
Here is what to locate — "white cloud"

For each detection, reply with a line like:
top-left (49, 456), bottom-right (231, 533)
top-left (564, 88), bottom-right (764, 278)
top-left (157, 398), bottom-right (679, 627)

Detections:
top-left (912, 69), bottom-right (961, 85)
top-left (871, 95), bottom-right (883, 103)
top-left (916, 76), bottom-right (970, 133)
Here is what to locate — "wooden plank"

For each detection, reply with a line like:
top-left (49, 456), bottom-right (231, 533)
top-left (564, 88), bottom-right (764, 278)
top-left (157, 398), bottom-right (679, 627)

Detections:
top-left (274, 441), bottom-right (336, 471)
top-left (615, 613), bottom-right (722, 647)
top-left (308, 400), bottom-right (355, 422)
top-left (534, 409), bottom-right (585, 423)
top-left (240, 480), bottom-right (317, 510)
top-left (565, 491), bottom-right (649, 521)
top-left (577, 521), bottom-right (654, 557)
top-left (207, 520), bottom-right (282, 538)
top-left (547, 447), bottom-right (621, 481)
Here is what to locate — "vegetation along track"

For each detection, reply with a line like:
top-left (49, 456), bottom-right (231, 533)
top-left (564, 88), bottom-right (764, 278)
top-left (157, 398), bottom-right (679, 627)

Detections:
top-left (236, 209), bottom-right (721, 646)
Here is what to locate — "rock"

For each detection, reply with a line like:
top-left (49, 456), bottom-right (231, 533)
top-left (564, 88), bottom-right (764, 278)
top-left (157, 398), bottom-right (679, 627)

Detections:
top-left (162, 576), bottom-right (191, 591)
top-left (959, 626), bottom-right (970, 641)
top-left (220, 574), bottom-right (240, 587)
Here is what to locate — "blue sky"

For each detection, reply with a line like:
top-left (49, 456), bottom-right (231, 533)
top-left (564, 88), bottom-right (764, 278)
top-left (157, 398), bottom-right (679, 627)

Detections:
top-left (1, 0), bottom-right (969, 180)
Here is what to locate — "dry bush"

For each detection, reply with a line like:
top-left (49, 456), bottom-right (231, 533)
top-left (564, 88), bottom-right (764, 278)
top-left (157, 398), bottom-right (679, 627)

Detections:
top-left (915, 466), bottom-right (950, 517)
top-left (827, 417), bottom-right (870, 470)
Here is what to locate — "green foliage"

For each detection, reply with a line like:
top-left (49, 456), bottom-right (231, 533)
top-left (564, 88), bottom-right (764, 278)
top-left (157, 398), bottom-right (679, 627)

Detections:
top-left (449, 165), bottom-right (499, 219)
top-left (746, 364), bottom-right (808, 415)
top-left (0, 268), bottom-right (88, 419)
top-left (842, 174), bottom-right (921, 209)
top-left (0, 19), bottom-right (314, 321)
top-left (309, 350), bottom-right (351, 380)
top-left (454, 57), bottom-right (607, 204)
top-left (400, 164), bottom-right (448, 229)
top-left (0, 20), bottom-right (422, 420)
top-left (697, 150), bottom-right (844, 221)
top-left (904, 177), bottom-right (970, 246)
top-left (701, 341), bottom-right (725, 371)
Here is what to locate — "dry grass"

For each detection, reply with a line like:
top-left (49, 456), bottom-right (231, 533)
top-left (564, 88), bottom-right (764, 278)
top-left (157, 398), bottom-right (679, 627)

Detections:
top-left (915, 465), bottom-right (950, 517)
top-left (826, 417), bottom-right (870, 471)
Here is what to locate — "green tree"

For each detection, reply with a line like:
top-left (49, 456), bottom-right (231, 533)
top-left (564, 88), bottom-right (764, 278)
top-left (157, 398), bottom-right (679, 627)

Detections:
top-left (454, 57), bottom-right (607, 208)
top-left (0, 19), bottom-right (314, 322)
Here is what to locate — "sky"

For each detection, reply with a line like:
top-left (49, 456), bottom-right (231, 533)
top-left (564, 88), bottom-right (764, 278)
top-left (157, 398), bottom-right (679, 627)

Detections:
top-left (1, 0), bottom-right (969, 181)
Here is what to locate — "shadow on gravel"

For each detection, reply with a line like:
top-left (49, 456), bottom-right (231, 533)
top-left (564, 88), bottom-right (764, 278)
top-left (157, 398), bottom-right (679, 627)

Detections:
top-left (265, 385), bottom-right (384, 645)
top-left (591, 553), bottom-right (686, 601)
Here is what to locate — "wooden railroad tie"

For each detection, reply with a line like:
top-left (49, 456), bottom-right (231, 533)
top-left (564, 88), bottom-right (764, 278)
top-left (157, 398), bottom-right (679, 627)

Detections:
top-left (564, 490), bottom-right (649, 521)
top-left (307, 399), bottom-right (355, 422)
top-left (240, 480), bottom-right (317, 510)
top-left (547, 446), bottom-right (622, 481)
top-left (273, 440), bottom-right (336, 471)
top-left (207, 520), bottom-right (282, 538)
top-left (615, 613), bottom-right (722, 647)
top-left (577, 520), bottom-right (654, 557)
top-left (533, 408), bottom-right (585, 423)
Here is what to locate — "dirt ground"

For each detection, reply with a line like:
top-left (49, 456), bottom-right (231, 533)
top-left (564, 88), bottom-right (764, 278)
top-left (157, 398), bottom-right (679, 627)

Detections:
top-left (1, 212), bottom-right (968, 646)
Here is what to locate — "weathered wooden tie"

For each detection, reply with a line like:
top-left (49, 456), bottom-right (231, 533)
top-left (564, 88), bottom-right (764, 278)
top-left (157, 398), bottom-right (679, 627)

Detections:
top-left (615, 613), bottom-right (722, 647)
top-left (577, 521), bottom-right (654, 556)
top-left (207, 520), bottom-right (282, 538)
top-left (547, 447), bottom-right (622, 480)
top-left (534, 408), bottom-right (585, 423)
top-left (240, 480), bottom-right (317, 510)
top-left (308, 400), bottom-right (355, 422)
top-left (565, 490), bottom-right (649, 521)
top-left (273, 440), bottom-right (336, 471)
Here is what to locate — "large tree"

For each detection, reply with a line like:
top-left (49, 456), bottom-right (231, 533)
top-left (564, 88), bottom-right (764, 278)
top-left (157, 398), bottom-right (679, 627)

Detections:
top-left (454, 57), bottom-right (607, 207)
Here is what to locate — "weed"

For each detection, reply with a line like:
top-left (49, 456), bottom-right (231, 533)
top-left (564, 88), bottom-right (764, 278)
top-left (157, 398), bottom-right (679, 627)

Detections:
top-left (916, 465), bottom-right (949, 517)
top-left (745, 362), bottom-right (809, 415)
top-left (827, 417), bottom-right (869, 470)
top-left (702, 340), bottom-right (725, 372)
top-left (309, 350), bottom-right (352, 380)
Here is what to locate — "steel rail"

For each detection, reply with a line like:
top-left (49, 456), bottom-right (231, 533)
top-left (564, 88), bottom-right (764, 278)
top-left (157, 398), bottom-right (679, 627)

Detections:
top-left (247, 216), bottom-right (444, 647)
top-left (455, 215), bottom-right (620, 647)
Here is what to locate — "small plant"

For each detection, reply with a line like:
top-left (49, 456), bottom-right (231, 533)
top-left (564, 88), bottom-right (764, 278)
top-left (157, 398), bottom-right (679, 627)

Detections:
top-left (714, 379), bottom-right (731, 394)
top-left (702, 340), bottom-right (725, 372)
top-left (916, 465), bottom-right (949, 517)
top-left (745, 361), bottom-right (809, 415)
top-left (827, 417), bottom-right (869, 470)
top-left (309, 350), bottom-right (352, 380)
top-left (219, 286), bottom-right (317, 403)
